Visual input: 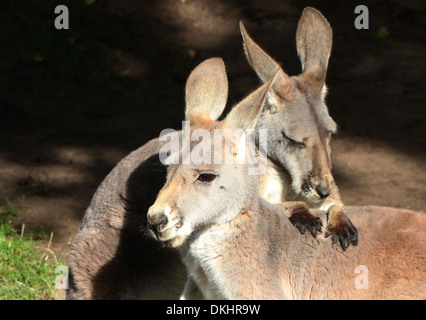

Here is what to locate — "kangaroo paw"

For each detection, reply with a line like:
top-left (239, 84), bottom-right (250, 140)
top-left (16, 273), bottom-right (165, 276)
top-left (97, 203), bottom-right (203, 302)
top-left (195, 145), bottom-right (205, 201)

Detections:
top-left (283, 202), bottom-right (323, 238)
top-left (324, 208), bottom-right (358, 250)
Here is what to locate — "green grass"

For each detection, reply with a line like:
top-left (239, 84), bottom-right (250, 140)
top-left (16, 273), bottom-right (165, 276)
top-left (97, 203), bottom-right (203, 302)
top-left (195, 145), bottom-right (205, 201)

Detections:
top-left (0, 197), bottom-right (25, 223)
top-left (0, 197), bottom-right (59, 300)
top-left (31, 176), bottom-right (53, 197)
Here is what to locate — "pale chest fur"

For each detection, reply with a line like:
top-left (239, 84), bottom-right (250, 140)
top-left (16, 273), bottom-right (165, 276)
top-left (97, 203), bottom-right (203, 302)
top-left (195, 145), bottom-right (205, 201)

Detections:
top-left (183, 225), bottom-right (237, 299)
top-left (259, 161), bottom-right (284, 203)
top-left (259, 160), bottom-right (296, 204)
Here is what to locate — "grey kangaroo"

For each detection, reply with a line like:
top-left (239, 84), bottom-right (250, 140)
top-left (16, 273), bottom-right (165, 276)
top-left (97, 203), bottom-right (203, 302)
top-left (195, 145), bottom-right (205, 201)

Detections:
top-left (240, 8), bottom-right (357, 248)
top-left (68, 8), bottom-right (357, 299)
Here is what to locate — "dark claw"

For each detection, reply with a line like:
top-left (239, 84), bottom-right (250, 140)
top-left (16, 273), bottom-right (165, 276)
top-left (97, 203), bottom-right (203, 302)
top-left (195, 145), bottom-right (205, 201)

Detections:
top-left (308, 217), bottom-right (323, 238)
top-left (340, 236), bottom-right (350, 251)
top-left (325, 215), bottom-right (358, 251)
top-left (292, 220), bottom-right (307, 235)
top-left (288, 204), bottom-right (323, 238)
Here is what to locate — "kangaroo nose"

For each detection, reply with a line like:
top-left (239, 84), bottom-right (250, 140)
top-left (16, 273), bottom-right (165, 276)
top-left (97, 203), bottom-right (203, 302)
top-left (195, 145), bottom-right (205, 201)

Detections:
top-left (315, 183), bottom-right (332, 199)
top-left (147, 206), bottom-right (168, 239)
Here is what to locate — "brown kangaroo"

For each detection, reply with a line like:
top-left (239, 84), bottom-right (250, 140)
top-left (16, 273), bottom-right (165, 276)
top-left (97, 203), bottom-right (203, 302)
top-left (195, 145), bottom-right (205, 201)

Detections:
top-left (146, 64), bottom-right (426, 300)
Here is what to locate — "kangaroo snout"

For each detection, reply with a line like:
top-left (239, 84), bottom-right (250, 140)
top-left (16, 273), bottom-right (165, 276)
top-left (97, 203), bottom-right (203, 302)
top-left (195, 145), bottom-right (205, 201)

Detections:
top-left (314, 182), bottom-right (331, 199)
top-left (313, 175), bottom-right (334, 199)
top-left (147, 205), bottom-right (168, 238)
top-left (147, 204), bottom-right (185, 245)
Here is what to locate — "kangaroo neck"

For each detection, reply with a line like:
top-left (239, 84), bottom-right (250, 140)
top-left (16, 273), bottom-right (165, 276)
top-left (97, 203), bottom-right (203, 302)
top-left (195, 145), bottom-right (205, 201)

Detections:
top-left (184, 197), bottom-right (317, 299)
top-left (260, 157), bottom-right (300, 203)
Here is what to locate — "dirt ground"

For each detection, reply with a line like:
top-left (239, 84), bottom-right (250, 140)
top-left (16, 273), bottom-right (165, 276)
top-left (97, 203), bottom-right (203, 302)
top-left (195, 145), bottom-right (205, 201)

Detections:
top-left (1, 0), bottom-right (425, 299)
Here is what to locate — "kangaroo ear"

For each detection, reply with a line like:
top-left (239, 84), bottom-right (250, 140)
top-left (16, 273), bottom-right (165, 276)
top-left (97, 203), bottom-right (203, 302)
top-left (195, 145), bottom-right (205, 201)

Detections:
top-left (224, 71), bottom-right (277, 131)
top-left (240, 21), bottom-right (292, 100)
top-left (240, 21), bottom-right (281, 83)
top-left (185, 58), bottom-right (228, 123)
top-left (296, 7), bottom-right (333, 95)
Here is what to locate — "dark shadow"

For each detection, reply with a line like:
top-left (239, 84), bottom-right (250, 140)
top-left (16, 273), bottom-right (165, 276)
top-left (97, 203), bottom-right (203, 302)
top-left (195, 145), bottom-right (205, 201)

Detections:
top-left (1, 0), bottom-right (424, 196)
top-left (89, 153), bottom-right (185, 299)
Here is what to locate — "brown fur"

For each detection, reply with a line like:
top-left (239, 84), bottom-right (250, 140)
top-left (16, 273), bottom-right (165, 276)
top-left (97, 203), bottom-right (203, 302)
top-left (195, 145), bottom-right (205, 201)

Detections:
top-left (211, 204), bottom-right (426, 299)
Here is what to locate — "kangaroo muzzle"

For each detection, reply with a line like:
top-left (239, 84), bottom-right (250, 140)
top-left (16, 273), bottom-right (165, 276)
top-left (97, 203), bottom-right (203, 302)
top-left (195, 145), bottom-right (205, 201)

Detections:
top-left (314, 181), bottom-right (332, 199)
top-left (146, 204), bottom-right (186, 247)
top-left (302, 171), bottom-right (334, 201)
top-left (312, 174), bottom-right (334, 199)
top-left (147, 205), bottom-right (168, 239)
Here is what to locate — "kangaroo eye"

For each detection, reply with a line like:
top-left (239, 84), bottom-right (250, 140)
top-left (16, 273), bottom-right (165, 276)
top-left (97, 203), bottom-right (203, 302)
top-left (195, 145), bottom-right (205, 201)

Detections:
top-left (197, 173), bottom-right (217, 183)
top-left (282, 131), bottom-right (306, 147)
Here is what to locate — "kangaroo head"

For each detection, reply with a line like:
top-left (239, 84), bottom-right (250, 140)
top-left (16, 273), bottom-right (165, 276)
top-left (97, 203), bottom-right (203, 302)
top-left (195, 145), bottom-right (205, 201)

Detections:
top-left (240, 7), bottom-right (337, 203)
top-left (147, 58), bottom-right (272, 247)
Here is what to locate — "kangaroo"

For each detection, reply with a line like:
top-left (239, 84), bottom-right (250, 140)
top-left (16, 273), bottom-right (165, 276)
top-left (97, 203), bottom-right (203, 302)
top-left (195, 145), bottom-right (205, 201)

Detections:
top-left (68, 7), bottom-right (355, 299)
top-left (146, 67), bottom-right (426, 300)
top-left (240, 7), bottom-right (357, 250)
